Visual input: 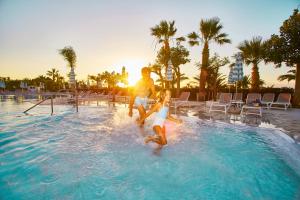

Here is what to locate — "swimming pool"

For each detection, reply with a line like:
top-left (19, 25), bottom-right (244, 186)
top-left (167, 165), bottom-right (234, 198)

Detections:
top-left (1, 100), bottom-right (300, 199)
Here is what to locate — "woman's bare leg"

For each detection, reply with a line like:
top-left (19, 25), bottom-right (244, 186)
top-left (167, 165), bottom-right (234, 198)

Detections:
top-left (144, 126), bottom-right (167, 145)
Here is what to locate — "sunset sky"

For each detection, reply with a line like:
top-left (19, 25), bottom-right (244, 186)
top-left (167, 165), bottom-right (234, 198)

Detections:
top-left (0, 0), bottom-right (298, 87)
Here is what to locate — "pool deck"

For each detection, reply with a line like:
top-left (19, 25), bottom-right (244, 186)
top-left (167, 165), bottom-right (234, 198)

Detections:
top-left (181, 101), bottom-right (300, 143)
top-left (263, 108), bottom-right (300, 142)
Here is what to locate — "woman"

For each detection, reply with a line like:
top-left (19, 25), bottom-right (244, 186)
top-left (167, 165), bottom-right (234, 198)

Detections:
top-left (137, 90), bottom-right (182, 146)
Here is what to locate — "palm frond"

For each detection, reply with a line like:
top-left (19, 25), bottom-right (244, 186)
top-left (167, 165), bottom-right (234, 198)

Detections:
top-left (188, 40), bottom-right (199, 46)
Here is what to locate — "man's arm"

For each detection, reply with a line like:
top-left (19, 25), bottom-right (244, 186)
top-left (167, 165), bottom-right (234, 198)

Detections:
top-left (137, 103), bottom-right (160, 124)
top-left (149, 79), bottom-right (156, 99)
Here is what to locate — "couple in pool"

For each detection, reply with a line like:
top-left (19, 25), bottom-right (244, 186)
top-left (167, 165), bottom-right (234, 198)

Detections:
top-left (128, 67), bottom-right (182, 146)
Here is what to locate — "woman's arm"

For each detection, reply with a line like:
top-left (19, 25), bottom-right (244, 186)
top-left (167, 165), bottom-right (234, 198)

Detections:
top-left (166, 113), bottom-right (182, 124)
top-left (148, 79), bottom-right (157, 99)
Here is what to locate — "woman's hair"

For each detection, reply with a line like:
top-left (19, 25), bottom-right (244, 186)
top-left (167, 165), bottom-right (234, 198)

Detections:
top-left (157, 89), bottom-right (170, 103)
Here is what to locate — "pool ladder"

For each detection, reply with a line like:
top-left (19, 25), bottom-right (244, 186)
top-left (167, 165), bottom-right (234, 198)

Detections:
top-left (23, 96), bottom-right (55, 115)
top-left (23, 90), bottom-right (79, 115)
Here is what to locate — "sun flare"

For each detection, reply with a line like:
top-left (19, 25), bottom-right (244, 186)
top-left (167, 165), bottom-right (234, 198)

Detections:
top-left (115, 59), bottom-right (147, 86)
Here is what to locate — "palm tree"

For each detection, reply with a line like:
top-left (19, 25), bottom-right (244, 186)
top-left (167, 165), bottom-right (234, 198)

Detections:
top-left (150, 63), bottom-right (164, 88)
top-left (188, 17), bottom-right (231, 95)
top-left (238, 75), bottom-right (251, 89)
top-left (238, 36), bottom-right (266, 91)
top-left (59, 46), bottom-right (76, 68)
top-left (46, 68), bottom-right (59, 82)
top-left (151, 20), bottom-right (177, 88)
top-left (56, 75), bottom-right (65, 89)
top-left (170, 44), bottom-right (190, 96)
top-left (88, 74), bottom-right (103, 88)
top-left (208, 55), bottom-right (229, 99)
top-left (171, 73), bottom-right (189, 89)
top-left (278, 69), bottom-right (296, 82)
top-left (59, 46), bottom-right (77, 88)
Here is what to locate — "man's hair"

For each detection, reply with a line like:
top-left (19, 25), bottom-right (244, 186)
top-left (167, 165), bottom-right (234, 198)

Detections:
top-left (141, 67), bottom-right (150, 74)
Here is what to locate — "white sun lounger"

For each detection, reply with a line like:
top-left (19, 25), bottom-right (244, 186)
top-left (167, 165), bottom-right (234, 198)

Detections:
top-left (261, 93), bottom-right (275, 109)
top-left (209, 93), bottom-right (232, 114)
top-left (240, 93), bottom-right (262, 116)
top-left (170, 92), bottom-right (190, 114)
top-left (230, 93), bottom-right (243, 107)
top-left (270, 93), bottom-right (291, 110)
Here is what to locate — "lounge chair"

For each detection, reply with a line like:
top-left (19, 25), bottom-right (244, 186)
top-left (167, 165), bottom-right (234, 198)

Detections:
top-left (115, 91), bottom-right (129, 103)
top-left (196, 92), bottom-right (206, 101)
top-left (261, 93), bottom-right (275, 109)
top-left (209, 93), bottom-right (232, 114)
top-left (91, 91), bottom-right (111, 101)
top-left (230, 93), bottom-right (243, 107)
top-left (270, 93), bottom-right (291, 110)
top-left (240, 93), bottom-right (262, 116)
top-left (170, 92), bottom-right (190, 114)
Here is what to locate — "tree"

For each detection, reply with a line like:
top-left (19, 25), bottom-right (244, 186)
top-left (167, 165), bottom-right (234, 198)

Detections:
top-left (171, 73), bottom-right (189, 90)
top-left (188, 17), bottom-right (231, 95)
top-left (151, 20), bottom-right (177, 88)
top-left (46, 68), bottom-right (59, 82)
top-left (59, 46), bottom-right (77, 89)
top-left (59, 46), bottom-right (76, 68)
top-left (56, 75), bottom-right (65, 89)
top-left (199, 54), bottom-right (229, 99)
top-left (100, 71), bottom-right (121, 89)
top-left (89, 73), bottom-right (103, 88)
top-left (264, 9), bottom-right (300, 105)
top-left (238, 75), bottom-right (251, 89)
top-left (121, 66), bottom-right (128, 86)
top-left (259, 79), bottom-right (265, 88)
top-left (278, 69), bottom-right (296, 82)
top-left (155, 40), bottom-right (190, 95)
top-left (238, 36), bottom-right (266, 91)
top-left (150, 63), bottom-right (164, 89)
top-left (170, 44), bottom-right (190, 96)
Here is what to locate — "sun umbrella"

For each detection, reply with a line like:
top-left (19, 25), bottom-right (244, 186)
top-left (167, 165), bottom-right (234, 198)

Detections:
top-left (228, 53), bottom-right (243, 92)
top-left (166, 60), bottom-right (173, 81)
top-left (0, 81), bottom-right (5, 89)
top-left (69, 67), bottom-right (76, 88)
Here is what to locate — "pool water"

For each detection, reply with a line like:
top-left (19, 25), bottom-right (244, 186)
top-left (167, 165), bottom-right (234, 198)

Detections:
top-left (1, 100), bottom-right (300, 200)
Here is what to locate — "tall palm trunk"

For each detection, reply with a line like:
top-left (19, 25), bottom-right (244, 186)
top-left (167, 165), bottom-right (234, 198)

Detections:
top-left (171, 80), bottom-right (175, 90)
top-left (213, 82), bottom-right (217, 101)
top-left (176, 72), bottom-right (180, 97)
top-left (200, 41), bottom-right (209, 94)
top-left (158, 72), bottom-right (164, 89)
top-left (293, 63), bottom-right (300, 105)
top-left (251, 63), bottom-right (260, 91)
top-left (164, 40), bottom-right (171, 89)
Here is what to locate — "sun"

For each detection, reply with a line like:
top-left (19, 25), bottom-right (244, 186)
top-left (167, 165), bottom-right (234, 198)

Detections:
top-left (128, 74), bottom-right (140, 86)
top-left (115, 59), bottom-right (147, 86)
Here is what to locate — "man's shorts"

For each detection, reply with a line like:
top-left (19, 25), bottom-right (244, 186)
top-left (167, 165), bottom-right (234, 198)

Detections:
top-left (134, 96), bottom-right (148, 108)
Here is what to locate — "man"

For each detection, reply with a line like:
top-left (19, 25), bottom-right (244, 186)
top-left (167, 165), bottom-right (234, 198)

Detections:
top-left (128, 67), bottom-right (156, 124)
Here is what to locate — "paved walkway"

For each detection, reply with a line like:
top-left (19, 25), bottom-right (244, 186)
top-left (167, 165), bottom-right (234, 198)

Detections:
top-left (179, 101), bottom-right (300, 143)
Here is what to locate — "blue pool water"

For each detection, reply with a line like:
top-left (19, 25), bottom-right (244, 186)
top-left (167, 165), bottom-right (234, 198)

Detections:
top-left (1, 100), bottom-right (300, 199)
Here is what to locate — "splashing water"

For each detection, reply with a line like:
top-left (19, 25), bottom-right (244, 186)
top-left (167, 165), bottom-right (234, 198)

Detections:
top-left (1, 101), bottom-right (300, 200)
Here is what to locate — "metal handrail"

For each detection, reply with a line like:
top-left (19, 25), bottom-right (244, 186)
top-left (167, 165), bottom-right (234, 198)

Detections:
top-left (23, 96), bottom-right (54, 114)
top-left (23, 89), bottom-right (79, 115)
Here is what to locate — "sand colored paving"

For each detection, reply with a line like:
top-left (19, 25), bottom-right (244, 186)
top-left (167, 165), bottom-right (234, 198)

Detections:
top-left (178, 102), bottom-right (300, 143)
